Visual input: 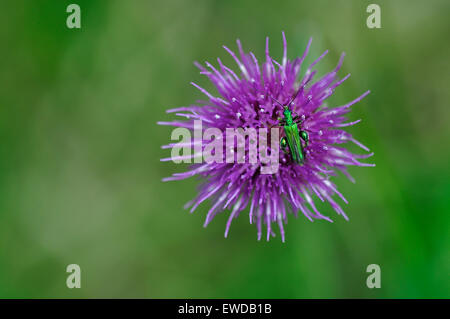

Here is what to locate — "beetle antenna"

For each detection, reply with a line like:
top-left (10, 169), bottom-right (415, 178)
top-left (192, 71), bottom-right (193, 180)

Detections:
top-left (270, 96), bottom-right (285, 108)
top-left (286, 85), bottom-right (303, 110)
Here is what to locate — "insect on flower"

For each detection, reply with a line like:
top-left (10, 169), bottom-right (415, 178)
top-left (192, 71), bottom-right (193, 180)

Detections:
top-left (159, 32), bottom-right (374, 242)
top-left (270, 92), bottom-right (309, 165)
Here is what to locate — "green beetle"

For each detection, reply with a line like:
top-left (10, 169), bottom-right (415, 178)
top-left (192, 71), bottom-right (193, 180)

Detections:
top-left (271, 90), bottom-right (309, 165)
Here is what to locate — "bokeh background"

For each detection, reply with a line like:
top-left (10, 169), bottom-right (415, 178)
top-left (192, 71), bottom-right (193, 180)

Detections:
top-left (0, 0), bottom-right (449, 298)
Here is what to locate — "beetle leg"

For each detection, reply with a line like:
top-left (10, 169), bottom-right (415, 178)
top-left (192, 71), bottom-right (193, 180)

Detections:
top-left (278, 118), bottom-right (286, 126)
top-left (280, 137), bottom-right (289, 154)
top-left (300, 130), bottom-right (309, 147)
top-left (295, 118), bottom-right (306, 125)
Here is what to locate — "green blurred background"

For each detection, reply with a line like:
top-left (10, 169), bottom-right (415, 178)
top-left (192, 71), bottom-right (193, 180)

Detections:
top-left (0, 0), bottom-right (448, 298)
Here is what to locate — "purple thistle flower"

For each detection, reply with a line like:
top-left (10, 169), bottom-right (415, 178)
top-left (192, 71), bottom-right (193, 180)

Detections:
top-left (159, 32), bottom-right (374, 242)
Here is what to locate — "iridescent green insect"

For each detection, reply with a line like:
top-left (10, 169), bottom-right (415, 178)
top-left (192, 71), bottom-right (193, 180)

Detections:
top-left (271, 90), bottom-right (309, 165)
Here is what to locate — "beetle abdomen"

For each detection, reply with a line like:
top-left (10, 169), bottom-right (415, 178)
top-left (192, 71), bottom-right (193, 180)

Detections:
top-left (283, 123), bottom-right (304, 165)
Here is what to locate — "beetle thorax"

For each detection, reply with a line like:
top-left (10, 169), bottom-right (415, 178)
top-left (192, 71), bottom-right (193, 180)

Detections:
top-left (283, 108), bottom-right (293, 125)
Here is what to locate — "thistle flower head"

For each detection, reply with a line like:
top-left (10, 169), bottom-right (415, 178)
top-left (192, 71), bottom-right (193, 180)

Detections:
top-left (159, 32), bottom-right (374, 242)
